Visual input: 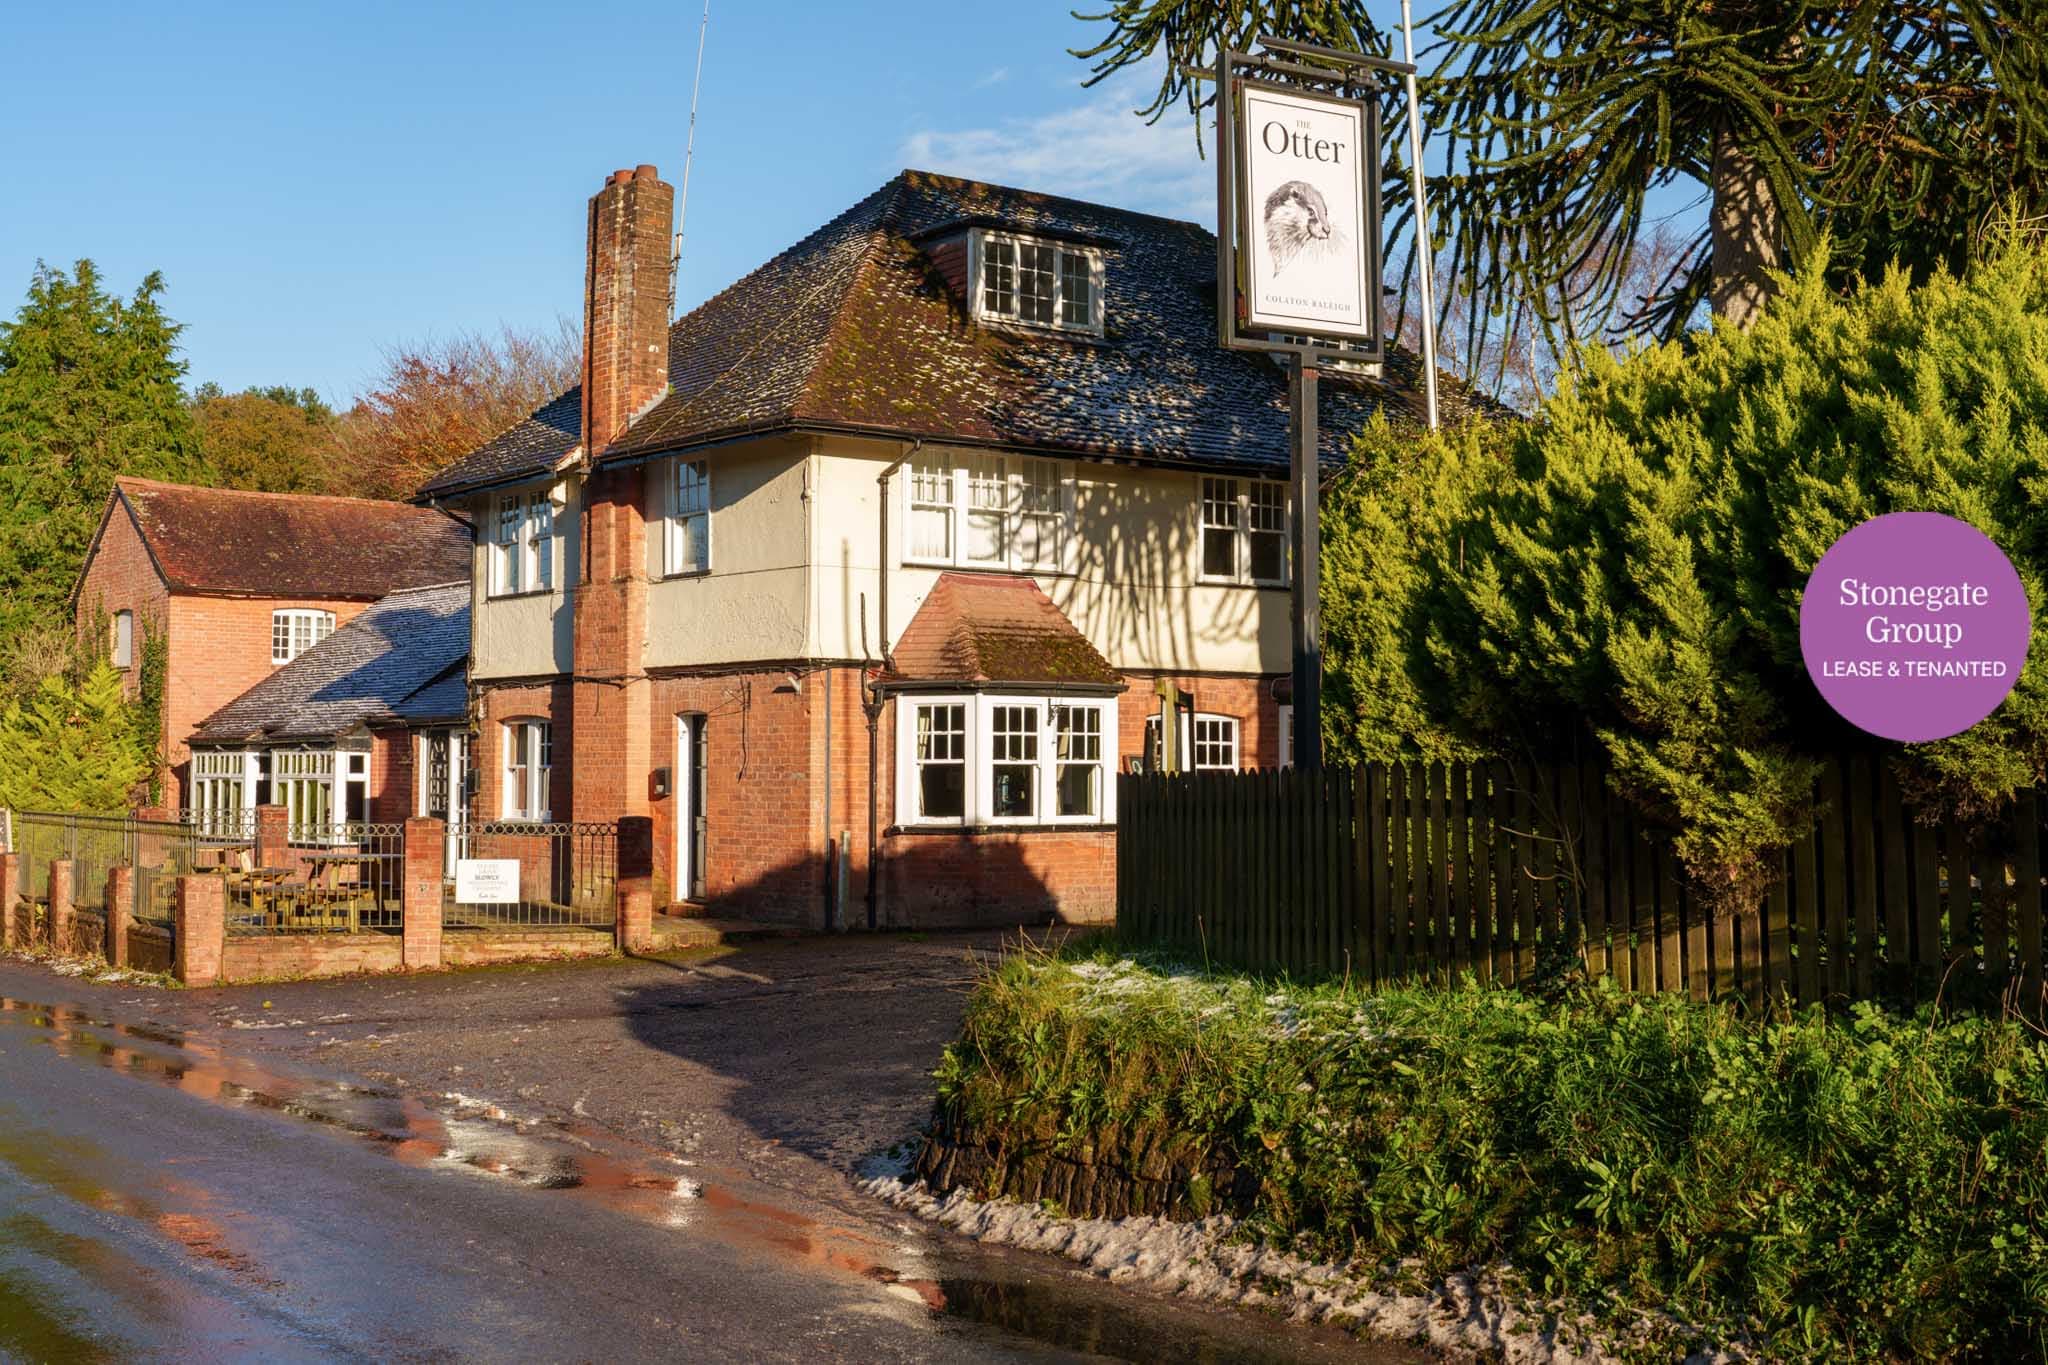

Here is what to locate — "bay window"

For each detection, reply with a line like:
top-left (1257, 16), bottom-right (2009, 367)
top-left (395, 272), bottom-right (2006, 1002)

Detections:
top-left (272, 609), bottom-right (335, 664)
top-left (503, 718), bottom-right (552, 821)
top-left (655, 457), bottom-right (711, 577)
top-left (898, 694), bottom-right (1116, 828)
top-left (491, 488), bottom-right (557, 596)
top-left (1199, 477), bottom-right (1288, 586)
top-left (904, 453), bottom-right (1072, 572)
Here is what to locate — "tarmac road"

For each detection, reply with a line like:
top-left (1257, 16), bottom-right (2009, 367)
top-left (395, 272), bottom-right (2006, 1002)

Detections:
top-left (0, 945), bottom-right (1426, 1363)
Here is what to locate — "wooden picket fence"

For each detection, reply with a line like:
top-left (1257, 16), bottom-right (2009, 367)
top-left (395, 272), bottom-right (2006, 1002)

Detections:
top-left (1115, 756), bottom-right (2048, 1014)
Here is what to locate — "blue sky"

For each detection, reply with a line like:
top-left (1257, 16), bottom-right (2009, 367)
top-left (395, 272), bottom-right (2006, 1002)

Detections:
top-left (0, 3), bottom-right (1699, 403)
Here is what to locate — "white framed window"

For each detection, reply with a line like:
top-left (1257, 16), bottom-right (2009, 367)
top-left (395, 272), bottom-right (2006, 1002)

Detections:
top-left (1145, 712), bottom-right (1242, 773)
top-left (271, 609), bottom-right (335, 665)
top-left (110, 610), bottom-right (134, 669)
top-left (191, 749), bottom-right (254, 835)
top-left (657, 457), bottom-right (711, 577)
top-left (1199, 477), bottom-right (1288, 586)
top-left (903, 452), bottom-right (1072, 572)
top-left (1276, 704), bottom-right (1295, 769)
top-left (912, 702), bottom-right (967, 820)
top-left (502, 718), bottom-right (552, 821)
top-left (273, 748), bottom-right (336, 840)
top-left (491, 488), bottom-right (557, 596)
top-left (897, 694), bottom-right (1117, 828)
top-left (908, 452), bottom-right (954, 561)
top-left (973, 231), bottom-right (1103, 335)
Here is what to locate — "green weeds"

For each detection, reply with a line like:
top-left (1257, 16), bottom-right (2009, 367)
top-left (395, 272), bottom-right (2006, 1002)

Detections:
top-left (934, 945), bottom-right (2048, 1360)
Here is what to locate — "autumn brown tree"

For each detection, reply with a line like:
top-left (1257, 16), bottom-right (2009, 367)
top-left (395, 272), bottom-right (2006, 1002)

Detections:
top-left (329, 322), bottom-right (579, 499)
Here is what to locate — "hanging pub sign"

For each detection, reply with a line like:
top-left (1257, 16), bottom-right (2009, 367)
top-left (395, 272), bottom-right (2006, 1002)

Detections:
top-left (1215, 43), bottom-right (1386, 361)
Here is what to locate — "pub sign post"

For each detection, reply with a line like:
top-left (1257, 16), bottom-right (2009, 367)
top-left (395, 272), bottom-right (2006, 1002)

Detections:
top-left (1215, 35), bottom-right (1411, 771)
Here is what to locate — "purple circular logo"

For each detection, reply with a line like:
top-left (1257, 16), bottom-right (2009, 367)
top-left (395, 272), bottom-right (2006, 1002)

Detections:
top-left (1800, 512), bottom-right (2031, 742)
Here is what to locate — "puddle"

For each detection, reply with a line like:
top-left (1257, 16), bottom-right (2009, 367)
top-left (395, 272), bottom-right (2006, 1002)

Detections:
top-left (0, 996), bottom-right (1405, 1362)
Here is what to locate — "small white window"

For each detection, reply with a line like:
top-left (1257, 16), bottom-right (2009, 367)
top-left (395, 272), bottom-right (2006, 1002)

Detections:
top-left (973, 231), bottom-right (1102, 335)
top-left (111, 610), bottom-right (134, 669)
top-left (660, 458), bottom-right (711, 576)
top-left (490, 489), bottom-right (557, 596)
top-left (1145, 712), bottom-right (1242, 773)
top-left (1199, 477), bottom-right (1288, 586)
top-left (273, 747), bottom-right (337, 839)
top-left (908, 453), bottom-right (954, 561)
top-left (1276, 704), bottom-right (1295, 769)
top-left (271, 609), bottom-right (335, 665)
top-left (191, 750), bottom-right (252, 835)
top-left (903, 453), bottom-right (1071, 572)
top-left (503, 719), bottom-right (551, 821)
top-left (897, 695), bottom-right (1115, 828)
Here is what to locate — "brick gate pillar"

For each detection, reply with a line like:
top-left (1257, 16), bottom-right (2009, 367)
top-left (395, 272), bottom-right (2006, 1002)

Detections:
top-left (105, 864), bottom-right (135, 969)
top-left (48, 858), bottom-right (73, 955)
top-left (617, 815), bottom-right (654, 953)
top-left (175, 874), bottom-right (225, 986)
top-left (401, 817), bottom-right (445, 970)
top-left (0, 852), bottom-right (17, 950)
top-left (254, 804), bottom-right (289, 870)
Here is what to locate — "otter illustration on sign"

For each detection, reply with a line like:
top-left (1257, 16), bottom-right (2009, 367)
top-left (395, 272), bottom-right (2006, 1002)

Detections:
top-left (1263, 180), bottom-right (1346, 277)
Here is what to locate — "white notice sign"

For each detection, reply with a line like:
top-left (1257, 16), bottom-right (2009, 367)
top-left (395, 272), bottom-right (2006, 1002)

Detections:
top-left (455, 858), bottom-right (520, 905)
top-left (1237, 82), bottom-right (1375, 342)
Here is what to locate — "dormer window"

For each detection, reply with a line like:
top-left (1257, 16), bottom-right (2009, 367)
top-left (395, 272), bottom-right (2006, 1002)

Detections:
top-left (972, 231), bottom-right (1102, 335)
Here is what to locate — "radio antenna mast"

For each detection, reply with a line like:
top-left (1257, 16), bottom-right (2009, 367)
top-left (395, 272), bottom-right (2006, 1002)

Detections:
top-left (668, 0), bottom-right (711, 321)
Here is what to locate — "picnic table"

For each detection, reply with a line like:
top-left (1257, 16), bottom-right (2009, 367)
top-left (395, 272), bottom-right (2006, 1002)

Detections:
top-left (225, 865), bottom-right (294, 927)
top-left (298, 850), bottom-right (400, 933)
top-left (196, 840), bottom-right (254, 871)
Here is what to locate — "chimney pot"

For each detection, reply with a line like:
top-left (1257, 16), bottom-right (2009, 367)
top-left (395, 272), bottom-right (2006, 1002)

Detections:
top-left (634, 164), bottom-right (659, 181)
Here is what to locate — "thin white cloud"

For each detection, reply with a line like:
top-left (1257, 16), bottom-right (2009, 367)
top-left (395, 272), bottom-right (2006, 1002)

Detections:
top-left (900, 66), bottom-right (1214, 225)
top-left (974, 66), bottom-right (1009, 89)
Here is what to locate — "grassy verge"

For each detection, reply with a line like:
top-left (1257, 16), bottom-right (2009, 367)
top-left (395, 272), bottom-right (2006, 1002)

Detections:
top-left (931, 944), bottom-right (2048, 1360)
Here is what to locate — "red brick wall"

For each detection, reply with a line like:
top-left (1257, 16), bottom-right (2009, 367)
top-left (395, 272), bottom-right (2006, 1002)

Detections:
top-left (1116, 672), bottom-right (1288, 770)
top-left (161, 595), bottom-right (372, 808)
top-left (476, 680), bottom-right (575, 825)
top-left (645, 669), bottom-right (827, 923)
top-left (476, 663), bottom-right (1285, 931)
top-left (369, 726), bottom-right (415, 824)
top-left (73, 499), bottom-right (169, 700)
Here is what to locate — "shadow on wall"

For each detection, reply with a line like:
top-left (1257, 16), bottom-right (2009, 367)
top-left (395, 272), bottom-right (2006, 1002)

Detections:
top-left (685, 832), bottom-right (1099, 934)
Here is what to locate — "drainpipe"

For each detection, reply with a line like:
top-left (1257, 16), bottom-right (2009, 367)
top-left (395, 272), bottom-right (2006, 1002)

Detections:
top-left (864, 439), bottom-right (919, 931)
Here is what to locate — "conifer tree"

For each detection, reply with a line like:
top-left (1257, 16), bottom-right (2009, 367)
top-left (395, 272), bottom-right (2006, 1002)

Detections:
top-left (0, 261), bottom-right (211, 645)
top-left (0, 662), bottom-right (153, 813)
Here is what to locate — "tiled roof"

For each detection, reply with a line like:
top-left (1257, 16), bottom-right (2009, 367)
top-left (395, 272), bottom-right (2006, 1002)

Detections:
top-left (114, 478), bottom-right (471, 598)
top-left (414, 388), bottom-right (582, 500)
top-left (188, 582), bottom-right (470, 745)
top-left (417, 169), bottom-right (1475, 497)
top-left (883, 572), bottom-right (1124, 689)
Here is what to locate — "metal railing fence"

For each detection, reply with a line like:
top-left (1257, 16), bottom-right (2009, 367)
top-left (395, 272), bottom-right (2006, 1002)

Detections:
top-left (223, 820), bottom-right (405, 936)
top-left (442, 821), bottom-right (618, 930)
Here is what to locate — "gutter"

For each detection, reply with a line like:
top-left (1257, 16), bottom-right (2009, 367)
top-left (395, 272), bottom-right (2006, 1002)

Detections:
top-left (864, 438), bottom-right (920, 932)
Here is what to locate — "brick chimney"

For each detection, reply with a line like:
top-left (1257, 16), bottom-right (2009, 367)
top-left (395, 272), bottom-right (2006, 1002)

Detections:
top-left (581, 164), bottom-right (673, 455)
top-left (571, 164), bottom-right (671, 829)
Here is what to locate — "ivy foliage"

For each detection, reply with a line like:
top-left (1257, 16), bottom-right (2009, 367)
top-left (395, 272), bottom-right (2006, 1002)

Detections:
top-left (1322, 232), bottom-right (2048, 898)
top-left (0, 662), bottom-right (153, 814)
top-left (939, 950), bottom-right (2048, 1360)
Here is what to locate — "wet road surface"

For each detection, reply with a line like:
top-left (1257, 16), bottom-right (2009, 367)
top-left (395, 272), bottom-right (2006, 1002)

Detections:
top-left (0, 974), bottom-right (1427, 1363)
